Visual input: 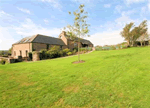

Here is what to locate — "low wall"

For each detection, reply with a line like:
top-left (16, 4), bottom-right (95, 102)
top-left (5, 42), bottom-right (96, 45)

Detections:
top-left (0, 57), bottom-right (19, 64)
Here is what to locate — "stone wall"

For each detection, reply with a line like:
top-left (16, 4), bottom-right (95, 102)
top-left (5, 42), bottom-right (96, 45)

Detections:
top-left (32, 43), bottom-right (47, 51)
top-left (12, 43), bottom-right (32, 58)
top-left (32, 51), bottom-right (40, 61)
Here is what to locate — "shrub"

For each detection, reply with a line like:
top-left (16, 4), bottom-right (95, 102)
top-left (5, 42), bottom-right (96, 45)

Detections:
top-left (0, 59), bottom-right (6, 65)
top-left (40, 49), bottom-right (47, 59)
top-left (67, 52), bottom-right (72, 56)
top-left (73, 47), bottom-right (78, 51)
top-left (47, 46), bottom-right (61, 58)
top-left (28, 52), bottom-right (32, 61)
top-left (95, 47), bottom-right (102, 51)
top-left (73, 49), bottom-right (77, 54)
top-left (87, 47), bottom-right (92, 51)
top-left (18, 56), bottom-right (22, 62)
top-left (84, 51), bottom-right (87, 53)
top-left (62, 48), bottom-right (70, 56)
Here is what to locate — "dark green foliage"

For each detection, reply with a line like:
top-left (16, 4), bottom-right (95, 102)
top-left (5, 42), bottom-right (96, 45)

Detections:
top-left (28, 52), bottom-right (32, 61)
top-left (62, 48), bottom-right (70, 56)
top-left (0, 50), bottom-right (10, 57)
top-left (40, 49), bottom-right (47, 59)
top-left (0, 59), bottom-right (6, 65)
top-left (46, 46), bottom-right (61, 58)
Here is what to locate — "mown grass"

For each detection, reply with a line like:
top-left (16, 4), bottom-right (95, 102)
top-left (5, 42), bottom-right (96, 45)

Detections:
top-left (1, 47), bottom-right (150, 108)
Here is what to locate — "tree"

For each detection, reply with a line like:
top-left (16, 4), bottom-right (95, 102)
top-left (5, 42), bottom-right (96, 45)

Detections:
top-left (64, 4), bottom-right (90, 62)
top-left (120, 22), bottom-right (134, 47)
top-left (138, 20), bottom-right (148, 46)
top-left (130, 27), bottom-right (140, 46)
top-left (130, 20), bottom-right (148, 46)
top-left (121, 20), bottom-right (148, 47)
top-left (8, 47), bottom-right (12, 55)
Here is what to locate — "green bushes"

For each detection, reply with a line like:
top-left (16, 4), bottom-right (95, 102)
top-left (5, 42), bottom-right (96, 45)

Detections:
top-left (67, 52), bottom-right (72, 56)
top-left (73, 49), bottom-right (77, 54)
top-left (28, 52), bottom-right (32, 61)
top-left (80, 47), bottom-right (92, 52)
top-left (62, 48), bottom-right (70, 56)
top-left (39, 46), bottom-right (91, 60)
top-left (0, 50), bottom-right (10, 57)
top-left (95, 47), bottom-right (102, 51)
top-left (0, 59), bottom-right (6, 65)
top-left (40, 49), bottom-right (47, 59)
top-left (46, 46), bottom-right (61, 58)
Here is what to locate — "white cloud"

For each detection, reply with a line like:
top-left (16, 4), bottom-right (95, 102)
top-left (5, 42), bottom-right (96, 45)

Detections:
top-left (114, 5), bottom-right (122, 13)
top-left (125, 0), bottom-right (146, 5)
top-left (0, 10), bottom-right (12, 17)
top-left (0, 17), bottom-right (63, 50)
top-left (14, 18), bottom-right (62, 37)
top-left (87, 30), bottom-right (125, 46)
top-left (44, 19), bottom-right (49, 24)
top-left (148, 2), bottom-right (150, 10)
top-left (104, 4), bottom-right (111, 8)
top-left (41, 0), bottom-right (62, 10)
top-left (17, 7), bottom-right (31, 14)
top-left (121, 9), bottom-right (136, 16)
top-left (0, 26), bottom-right (16, 50)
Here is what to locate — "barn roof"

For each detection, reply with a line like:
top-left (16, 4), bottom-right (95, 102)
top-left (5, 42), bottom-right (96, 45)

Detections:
top-left (13, 34), bottom-right (66, 46)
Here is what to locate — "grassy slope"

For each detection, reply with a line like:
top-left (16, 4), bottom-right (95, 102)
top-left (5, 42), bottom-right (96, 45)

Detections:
top-left (0, 47), bottom-right (150, 108)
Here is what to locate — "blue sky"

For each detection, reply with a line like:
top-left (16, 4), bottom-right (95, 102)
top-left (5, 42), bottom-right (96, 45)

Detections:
top-left (0, 0), bottom-right (150, 50)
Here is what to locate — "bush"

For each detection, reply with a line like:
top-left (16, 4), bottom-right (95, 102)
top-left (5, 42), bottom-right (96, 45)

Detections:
top-left (47, 46), bottom-right (61, 58)
top-left (73, 47), bottom-right (78, 51)
top-left (62, 48), bottom-right (70, 56)
top-left (0, 59), bottom-right (6, 65)
top-left (40, 49), bottom-right (47, 59)
top-left (18, 56), bottom-right (22, 62)
top-left (67, 52), bottom-right (72, 56)
top-left (80, 47), bottom-right (92, 52)
top-left (95, 47), bottom-right (102, 51)
top-left (28, 52), bottom-right (32, 61)
top-left (87, 47), bottom-right (92, 51)
top-left (73, 49), bottom-right (77, 54)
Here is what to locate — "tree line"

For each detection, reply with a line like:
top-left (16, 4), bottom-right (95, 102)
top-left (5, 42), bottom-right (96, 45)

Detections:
top-left (120, 20), bottom-right (149, 47)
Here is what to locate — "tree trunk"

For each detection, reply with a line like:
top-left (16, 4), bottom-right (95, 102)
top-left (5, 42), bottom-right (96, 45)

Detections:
top-left (132, 41), bottom-right (134, 46)
top-left (144, 41), bottom-right (145, 46)
top-left (140, 42), bottom-right (143, 46)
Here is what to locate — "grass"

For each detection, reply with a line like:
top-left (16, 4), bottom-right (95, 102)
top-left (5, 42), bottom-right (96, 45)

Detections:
top-left (1, 47), bottom-right (150, 108)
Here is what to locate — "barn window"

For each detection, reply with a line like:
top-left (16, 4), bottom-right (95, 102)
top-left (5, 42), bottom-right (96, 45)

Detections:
top-left (20, 50), bottom-right (22, 56)
top-left (26, 50), bottom-right (28, 57)
top-left (47, 44), bottom-right (49, 50)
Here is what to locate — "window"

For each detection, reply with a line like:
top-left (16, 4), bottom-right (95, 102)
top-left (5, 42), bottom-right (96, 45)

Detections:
top-left (47, 44), bottom-right (49, 50)
top-left (20, 50), bottom-right (22, 56)
top-left (26, 50), bottom-right (28, 57)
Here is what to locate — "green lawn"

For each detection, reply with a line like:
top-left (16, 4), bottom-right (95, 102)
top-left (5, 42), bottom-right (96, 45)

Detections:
top-left (1, 47), bottom-right (150, 108)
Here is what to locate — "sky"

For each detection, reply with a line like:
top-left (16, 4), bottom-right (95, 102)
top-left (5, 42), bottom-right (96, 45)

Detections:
top-left (0, 0), bottom-right (150, 50)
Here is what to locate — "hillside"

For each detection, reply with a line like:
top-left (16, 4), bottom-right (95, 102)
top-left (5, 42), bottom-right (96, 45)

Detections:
top-left (0, 47), bottom-right (150, 107)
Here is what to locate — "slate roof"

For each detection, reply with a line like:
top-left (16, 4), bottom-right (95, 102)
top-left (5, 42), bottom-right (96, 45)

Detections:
top-left (65, 36), bottom-right (93, 45)
top-left (13, 34), bottom-right (66, 46)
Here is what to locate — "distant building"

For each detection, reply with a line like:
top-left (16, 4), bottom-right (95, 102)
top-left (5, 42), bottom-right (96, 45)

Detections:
top-left (12, 31), bottom-right (93, 58)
